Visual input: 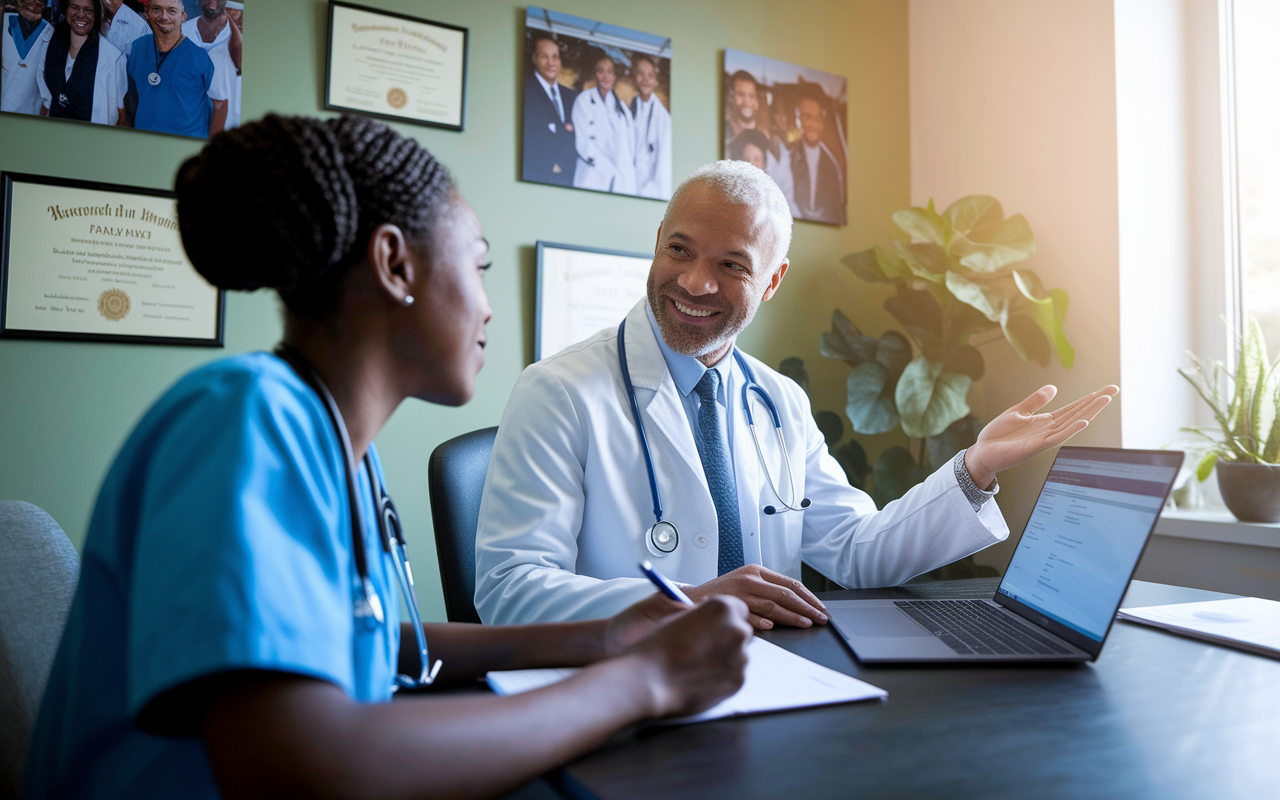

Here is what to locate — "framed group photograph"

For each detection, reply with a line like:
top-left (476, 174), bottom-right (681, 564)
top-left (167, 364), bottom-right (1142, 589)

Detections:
top-left (522, 7), bottom-right (672, 200)
top-left (723, 49), bottom-right (848, 226)
top-left (325, 1), bottom-right (468, 131)
top-left (0, 172), bottom-right (224, 346)
top-left (535, 241), bottom-right (650, 361)
top-left (1, 0), bottom-right (246, 139)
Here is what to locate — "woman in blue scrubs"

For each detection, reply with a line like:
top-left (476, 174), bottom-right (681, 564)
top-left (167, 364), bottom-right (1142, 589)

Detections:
top-left (25, 114), bottom-right (752, 799)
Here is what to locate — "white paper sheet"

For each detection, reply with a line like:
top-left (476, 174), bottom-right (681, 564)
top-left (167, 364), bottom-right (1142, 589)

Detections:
top-left (486, 637), bottom-right (887, 724)
top-left (1117, 597), bottom-right (1280, 659)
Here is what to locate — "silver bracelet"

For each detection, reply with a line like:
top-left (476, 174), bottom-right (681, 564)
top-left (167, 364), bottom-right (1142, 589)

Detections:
top-left (953, 449), bottom-right (998, 511)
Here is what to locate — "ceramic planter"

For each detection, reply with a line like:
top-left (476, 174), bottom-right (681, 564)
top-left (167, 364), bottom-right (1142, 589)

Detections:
top-left (1216, 460), bottom-right (1280, 523)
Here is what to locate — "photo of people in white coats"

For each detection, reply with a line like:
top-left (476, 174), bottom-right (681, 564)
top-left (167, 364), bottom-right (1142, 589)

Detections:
top-left (1, 0), bottom-right (244, 139)
top-left (522, 6), bottom-right (671, 200)
top-left (723, 48), bottom-right (847, 226)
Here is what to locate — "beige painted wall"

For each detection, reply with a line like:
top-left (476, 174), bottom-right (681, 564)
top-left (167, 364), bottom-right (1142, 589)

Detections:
top-left (908, 0), bottom-right (1122, 569)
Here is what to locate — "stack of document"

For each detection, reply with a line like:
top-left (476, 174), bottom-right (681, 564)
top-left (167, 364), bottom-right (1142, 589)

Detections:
top-left (1117, 597), bottom-right (1280, 659)
top-left (486, 637), bottom-right (887, 724)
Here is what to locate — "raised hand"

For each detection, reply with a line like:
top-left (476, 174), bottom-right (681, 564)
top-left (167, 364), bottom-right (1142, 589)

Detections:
top-left (964, 384), bottom-right (1119, 488)
top-left (627, 596), bottom-right (752, 718)
top-left (684, 564), bottom-right (828, 631)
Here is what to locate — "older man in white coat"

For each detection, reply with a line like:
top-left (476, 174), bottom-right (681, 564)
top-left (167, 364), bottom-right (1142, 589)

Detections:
top-left (474, 161), bottom-right (1117, 630)
top-left (101, 0), bottom-right (148, 57)
top-left (2, 0), bottom-right (54, 114)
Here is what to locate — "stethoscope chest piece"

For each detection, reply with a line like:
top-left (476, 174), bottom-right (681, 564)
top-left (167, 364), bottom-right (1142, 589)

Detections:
top-left (646, 520), bottom-right (679, 557)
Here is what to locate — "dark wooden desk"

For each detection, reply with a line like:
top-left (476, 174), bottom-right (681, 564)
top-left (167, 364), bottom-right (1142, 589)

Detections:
top-left (549, 580), bottom-right (1280, 800)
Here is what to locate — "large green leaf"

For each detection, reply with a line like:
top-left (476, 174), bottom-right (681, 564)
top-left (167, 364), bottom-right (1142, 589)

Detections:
top-left (872, 446), bottom-right (929, 506)
top-left (943, 195), bottom-right (1036, 273)
top-left (845, 362), bottom-right (900, 435)
top-left (875, 330), bottom-right (913, 379)
top-left (945, 271), bottom-right (1007, 323)
top-left (895, 241), bottom-right (951, 283)
top-left (1012, 269), bottom-right (1075, 369)
top-left (884, 289), bottom-right (944, 342)
top-left (922, 341), bottom-right (984, 381)
top-left (895, 357), bottom-right (972, 438)
top-left (814, 410), bottom-right (844, 448)
top-left (841, 248), bottom-right (885, 283)
top-left (820, 309), bottom-right (879, 367)
top-left (1001, 312), bottom-right (1052, 367)
top-left (892, 202), bottom-right (948, 247)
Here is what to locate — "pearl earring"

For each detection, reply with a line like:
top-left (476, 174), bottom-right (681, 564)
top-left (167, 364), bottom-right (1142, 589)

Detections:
top-left (403, 295), bottom-right (415, 307)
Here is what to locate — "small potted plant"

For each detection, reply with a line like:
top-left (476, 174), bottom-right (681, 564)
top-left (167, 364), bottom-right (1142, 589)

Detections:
top-left (1180, 317), bottom-right (1280, 523)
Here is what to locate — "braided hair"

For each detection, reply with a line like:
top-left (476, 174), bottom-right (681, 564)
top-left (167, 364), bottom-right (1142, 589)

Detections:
top-left (176, 114), bottom-right (455, 319)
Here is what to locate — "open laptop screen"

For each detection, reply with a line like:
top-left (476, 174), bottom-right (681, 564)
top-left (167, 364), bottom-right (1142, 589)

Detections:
top-left (995, 448), bottom-right (1181, 646)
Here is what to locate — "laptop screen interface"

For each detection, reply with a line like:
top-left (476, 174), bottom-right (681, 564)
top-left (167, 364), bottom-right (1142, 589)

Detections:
top-left (995, 450), bottom-right (1178, 642)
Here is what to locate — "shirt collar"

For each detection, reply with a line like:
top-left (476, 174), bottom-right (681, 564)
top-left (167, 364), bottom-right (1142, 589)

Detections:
top-left (644, 301), bottom-right (732, 401)
top-left (534, 71), bottom-right (557, 95)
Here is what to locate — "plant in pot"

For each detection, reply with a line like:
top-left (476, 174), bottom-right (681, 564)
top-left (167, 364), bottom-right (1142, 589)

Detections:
top-left (1179, 317), bottom-right (1280, 523)
top-left (784, 195), bottom-right (1076, 583)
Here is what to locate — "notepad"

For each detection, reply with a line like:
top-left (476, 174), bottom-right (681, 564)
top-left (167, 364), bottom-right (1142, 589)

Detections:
top-left (1117, 597), bottom-right (1280, 659)
top-left (485, 637), bottom-right (887, 724)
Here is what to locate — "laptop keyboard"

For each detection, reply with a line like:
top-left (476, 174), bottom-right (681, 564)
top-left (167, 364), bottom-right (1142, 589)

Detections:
top-left (894, 600), bottom-right (1074, 656)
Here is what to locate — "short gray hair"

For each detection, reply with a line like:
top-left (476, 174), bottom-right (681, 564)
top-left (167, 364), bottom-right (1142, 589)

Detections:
top-left (663, 160), bottom-right (793, 270)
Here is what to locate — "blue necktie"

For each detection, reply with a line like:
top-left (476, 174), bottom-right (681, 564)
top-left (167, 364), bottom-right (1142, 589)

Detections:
top-left (694, 370), bottom-right (744, 575)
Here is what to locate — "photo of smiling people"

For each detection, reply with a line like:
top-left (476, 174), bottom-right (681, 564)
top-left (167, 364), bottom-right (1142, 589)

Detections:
top-left (1, 0), bottom-right (243, 138)
top-left (723, 48), bottom-right (847, 226)
top-left (522, 6), bottom-right (672, 200)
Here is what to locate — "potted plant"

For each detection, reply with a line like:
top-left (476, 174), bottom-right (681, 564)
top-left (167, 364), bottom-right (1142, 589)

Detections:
top-left (783, 195), bottom-right (1075, 582)
top-left (1179, 317), bottom-right (1280, 523)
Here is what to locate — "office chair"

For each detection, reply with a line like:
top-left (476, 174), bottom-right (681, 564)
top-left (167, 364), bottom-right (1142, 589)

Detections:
top-left (0, 501), bottom-right (79, 799)
top-left (427, 427), bottom-right (498, 624)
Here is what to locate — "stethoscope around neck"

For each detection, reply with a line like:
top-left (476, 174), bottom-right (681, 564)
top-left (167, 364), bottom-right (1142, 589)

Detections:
top-left (616, 320), bottom-right (810, 559)
top-left (275, 345), bottom-right (442, 691)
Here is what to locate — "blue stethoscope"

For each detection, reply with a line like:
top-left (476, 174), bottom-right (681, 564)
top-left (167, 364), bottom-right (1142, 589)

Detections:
top-left (617, 321), bottom-right (810, 558)
top-left (277, 345), bottom-right (442, 691)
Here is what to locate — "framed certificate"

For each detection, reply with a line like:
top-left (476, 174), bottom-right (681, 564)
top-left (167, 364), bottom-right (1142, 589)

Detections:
top-left (0, 173), bottom-right (224, 347)
top-left (535, 241), bottom-right (651, 361)
top-left (325, 1), bottom-right (469, 131)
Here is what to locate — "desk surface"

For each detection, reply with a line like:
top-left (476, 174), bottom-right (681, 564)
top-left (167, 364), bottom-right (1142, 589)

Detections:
top-left (551, 580), bottom-right (1280, 800)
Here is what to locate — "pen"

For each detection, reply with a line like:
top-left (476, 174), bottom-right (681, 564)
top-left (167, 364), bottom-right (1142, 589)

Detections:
top-left (640, 560), bottom-right (694, 607)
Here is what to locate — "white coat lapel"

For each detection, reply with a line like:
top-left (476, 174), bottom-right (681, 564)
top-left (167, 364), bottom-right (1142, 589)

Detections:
top-left (621, 302), bottom-right (706, 487)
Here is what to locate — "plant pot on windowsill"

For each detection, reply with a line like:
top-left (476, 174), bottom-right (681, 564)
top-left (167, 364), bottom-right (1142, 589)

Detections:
top-left (1215, 461), bottom-right (1280, 523)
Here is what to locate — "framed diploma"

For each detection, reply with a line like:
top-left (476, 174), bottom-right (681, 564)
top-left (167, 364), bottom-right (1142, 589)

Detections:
top-left (0, 173), bottom-right (224, 347)
top-left (535, 241), bottom-right (651, 361)
top-left (325, 1), bottom-right (469, 131)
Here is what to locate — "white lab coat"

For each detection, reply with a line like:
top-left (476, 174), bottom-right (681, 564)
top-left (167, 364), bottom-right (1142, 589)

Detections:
top-left (1, 13), bottom-right (53, 115)
top-left (572, 87), bottom-right (636, 194)
top-left (182, 17), bottom-right (240, 129)
top-left (102, 2), bottom-right (147, 58)
top-left (36, 35), bottom-right (127, 125)
top-left (474, 300), bottom-right (1009, 624)
top-left (632, 94), bottom-right (671, 199)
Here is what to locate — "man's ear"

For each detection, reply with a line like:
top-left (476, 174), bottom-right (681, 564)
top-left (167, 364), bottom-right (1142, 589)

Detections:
top-left (761, 259), bottom-right (788, 301)
top-left (365, 223), bottom-right (418, 306)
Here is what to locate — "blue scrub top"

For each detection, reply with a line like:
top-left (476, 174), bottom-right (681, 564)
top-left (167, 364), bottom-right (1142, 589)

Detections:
top-left (25, 353), bottom-right (401, 799)
top-left (126, 34), bottom-right (214, 138)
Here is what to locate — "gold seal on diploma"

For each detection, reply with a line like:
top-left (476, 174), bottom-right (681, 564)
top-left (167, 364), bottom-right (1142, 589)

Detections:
top-left (98, 289), bottom-right (131, 321)
top-left (387, 88), bottom-right (408, 109)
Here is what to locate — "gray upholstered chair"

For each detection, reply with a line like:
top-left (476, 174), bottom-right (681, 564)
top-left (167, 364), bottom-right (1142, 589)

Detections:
top-left (0, 501), bottom-right (80, 799)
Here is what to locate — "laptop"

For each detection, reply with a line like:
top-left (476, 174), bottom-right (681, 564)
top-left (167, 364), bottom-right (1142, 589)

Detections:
top-left (827, 447), bottom-right (1184, 663)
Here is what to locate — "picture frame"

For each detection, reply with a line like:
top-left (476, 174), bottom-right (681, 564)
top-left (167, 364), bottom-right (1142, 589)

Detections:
top-left (535, 241), bottom-right (651, 360)
top-left (325, 1), bottom-right (469, 131)
top-left (0, 172), bottom-right (225, 347)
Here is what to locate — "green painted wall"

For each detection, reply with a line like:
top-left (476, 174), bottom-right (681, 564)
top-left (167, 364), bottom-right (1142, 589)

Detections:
top-left (0, 0), bottom-right (909, 622)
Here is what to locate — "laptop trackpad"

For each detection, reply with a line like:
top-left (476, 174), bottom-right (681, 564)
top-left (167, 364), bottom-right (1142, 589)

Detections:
top-left (837, 607), bottom-right (934, 638)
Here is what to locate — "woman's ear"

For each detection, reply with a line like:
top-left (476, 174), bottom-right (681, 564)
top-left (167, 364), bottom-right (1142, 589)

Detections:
top-left (365, 223), bottom-right (420, 306)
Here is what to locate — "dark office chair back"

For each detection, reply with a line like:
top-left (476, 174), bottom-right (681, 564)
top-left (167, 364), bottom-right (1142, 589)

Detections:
top-left (0, 501), bottom-right (79, 799)
top-left (427, 427), bottom-right (498, 624)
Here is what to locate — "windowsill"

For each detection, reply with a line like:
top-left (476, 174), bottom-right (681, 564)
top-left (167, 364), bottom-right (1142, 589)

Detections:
top-left (1155, 508), bottom-right (1280, 548)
